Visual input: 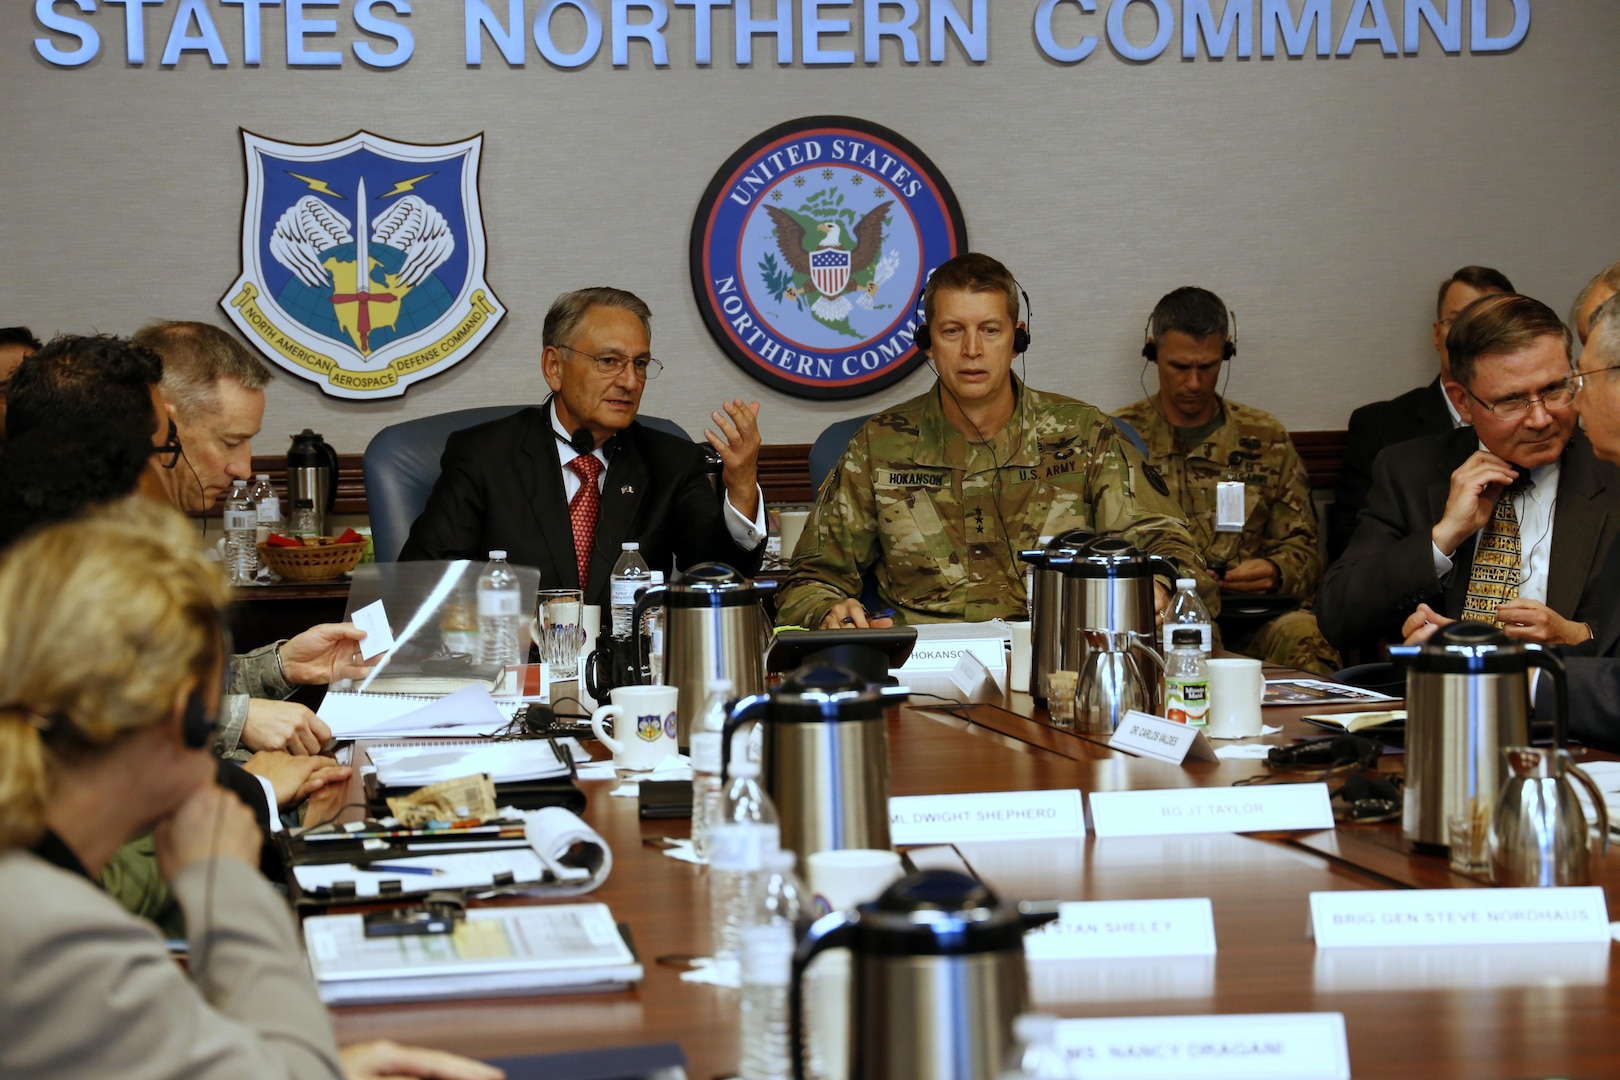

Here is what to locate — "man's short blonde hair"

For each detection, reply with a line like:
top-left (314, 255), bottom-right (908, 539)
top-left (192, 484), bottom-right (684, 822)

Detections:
top-left (133, 320), bottom-right (272, 420)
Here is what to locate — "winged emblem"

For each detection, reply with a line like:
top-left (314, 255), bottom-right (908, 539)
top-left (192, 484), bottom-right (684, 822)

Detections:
top-left (266, 180), bottom-right (455, 355)
top-left (762, 199), bottom-right (894, 330)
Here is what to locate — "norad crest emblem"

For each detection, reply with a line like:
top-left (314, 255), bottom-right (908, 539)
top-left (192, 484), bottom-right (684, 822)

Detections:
top-left (222, 130), bottom-right (505, 399)
top-left (691, 117), bottom-right (966, 400)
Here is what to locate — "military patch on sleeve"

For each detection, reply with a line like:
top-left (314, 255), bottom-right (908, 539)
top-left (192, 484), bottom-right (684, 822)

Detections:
top-left (1143, 462), bottom-right (1171, 496)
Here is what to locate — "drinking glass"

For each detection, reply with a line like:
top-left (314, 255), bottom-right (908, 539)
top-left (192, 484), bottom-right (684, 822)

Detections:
top-left (537, 589), bottom-right (586, 679)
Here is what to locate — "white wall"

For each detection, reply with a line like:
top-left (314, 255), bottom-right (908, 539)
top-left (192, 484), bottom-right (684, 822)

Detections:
top-left (4, 1), bottom-right (1617, 455)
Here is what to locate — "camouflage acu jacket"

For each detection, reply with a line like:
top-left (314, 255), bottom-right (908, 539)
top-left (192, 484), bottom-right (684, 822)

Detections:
top-left (1112, 397), bottom-right (1322, 603)
top-left (775, 381), bottom-right (1207, 628)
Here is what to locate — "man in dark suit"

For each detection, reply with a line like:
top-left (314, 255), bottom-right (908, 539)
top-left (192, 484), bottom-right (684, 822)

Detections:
top-left (1328, 266), bottom-right (1515, 560)
top-left (400, 287), bottom-right (767, 605)
top-left (1319, 294), bottom-right (1620, 654)
top-left (1530, 294), bottom-right (1620, 748)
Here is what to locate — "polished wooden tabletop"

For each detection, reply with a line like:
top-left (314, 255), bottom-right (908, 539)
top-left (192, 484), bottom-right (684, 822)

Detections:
top-left (319, 682), bottom-right (1620, 1079)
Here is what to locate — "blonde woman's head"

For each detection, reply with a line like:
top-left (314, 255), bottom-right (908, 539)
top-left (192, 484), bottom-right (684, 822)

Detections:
top-left (0, 497), bottom-right (227, 849)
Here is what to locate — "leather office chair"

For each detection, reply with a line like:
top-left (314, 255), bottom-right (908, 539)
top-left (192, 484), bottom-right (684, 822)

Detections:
top-left (363, 405), bottom-right (691, 563)
top-left (807, 412), bottom-right (1154, 488)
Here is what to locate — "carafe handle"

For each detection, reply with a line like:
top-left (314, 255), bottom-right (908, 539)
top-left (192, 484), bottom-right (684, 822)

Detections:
top-left (1525, 645), bottom-right (1571, 749)
top-left (630, 584), bottom-right (666, 682)
top-left (318, 437), bottom-right (339, 512)
top-left (720, 693), bottom-right (769, 780)
top-left (790, 910), bottom-right (857, 1080)
top-left (1566, 758), bottom-right (1611, 857)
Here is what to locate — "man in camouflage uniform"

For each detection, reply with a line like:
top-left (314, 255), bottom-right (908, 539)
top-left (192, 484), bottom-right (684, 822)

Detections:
top-left (775, 253), bottom-right (1207, 630)
top-left (1114, 286), bottom-right (1340, 675)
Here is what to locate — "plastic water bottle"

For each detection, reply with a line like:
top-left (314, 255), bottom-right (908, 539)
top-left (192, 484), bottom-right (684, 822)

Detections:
top-left (249, 473), bottom-right (279, 574)
top-left (610, 542), bottom-right (650, 638)
top-left (739, 851), bottom-right (807, 1080)
top-left (709, 751), bottom-right (780, 968)
top-left (223, 481), bottom-right (257, 586)
top-left (477, 550), bottom-right (523, 668)
top-left (1000, 1014), bottom-right (1069, 1079)
top-left (1162, 577), bottom-right (1213, 655)
top-left (1163, 628), bottom-right (1210, 728)
top-left (690, 677), bottom-right (734, 862)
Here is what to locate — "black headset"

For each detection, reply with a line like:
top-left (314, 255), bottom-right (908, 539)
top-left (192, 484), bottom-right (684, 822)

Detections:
top-left (914, 283), bottom-right (1033, 356)
top-left (1141, 305), bottom-right (1239, 362)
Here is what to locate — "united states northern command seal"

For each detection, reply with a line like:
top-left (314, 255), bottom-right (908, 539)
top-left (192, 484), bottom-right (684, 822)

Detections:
top-left (690, 117), bottom-right (967, 401)
top-left (221, 130), bottom-right (505, 400)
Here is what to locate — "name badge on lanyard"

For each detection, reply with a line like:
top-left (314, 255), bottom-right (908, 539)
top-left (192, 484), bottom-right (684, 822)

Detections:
top-left (1215, 480), bottom-right (1246, 533)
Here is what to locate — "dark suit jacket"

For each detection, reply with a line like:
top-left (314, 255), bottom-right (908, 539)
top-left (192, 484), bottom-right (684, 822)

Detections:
top-left (1328, 378), bottom-right (1458, 562)
top-left (1537, 541), bottom-right (1620, 750)
top-left (398, 405), bottom-right (763, 606)
top-left (1318, 426), bottom-right (1620, 651)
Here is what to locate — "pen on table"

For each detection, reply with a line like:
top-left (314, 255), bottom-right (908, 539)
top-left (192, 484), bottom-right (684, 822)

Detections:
top-left (365, 863), bottom-right (444, 876)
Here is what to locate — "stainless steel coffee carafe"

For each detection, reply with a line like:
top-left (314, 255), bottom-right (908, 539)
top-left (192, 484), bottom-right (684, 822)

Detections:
top-left (722, 665), bottom-right (907, 866)
top-left (286, 429), bottom-right (338, 536)
top-left (790, 870), bottom-right (1058, 1080)
top-left (1018, 528), bottom-right (1095, 703)
top-left (1392, 622), bottom-right (1568, 854)
top-left (1075, 629), bottom-right (1162, 734)
top-left (1491, 746), bottom-right (1610, 887)
top-left (630, 562), bottom-right (771, 747)
top-left (1059, 538), bottom-right (1174, 714)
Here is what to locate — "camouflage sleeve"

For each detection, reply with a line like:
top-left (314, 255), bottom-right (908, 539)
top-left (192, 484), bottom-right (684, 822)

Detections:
top-left (774, 432), bottom-right (881, 628)
top-left (1258, 439), bottom-right (1324, 603)
top-left (1088, 426), bottom-right (1219, 613)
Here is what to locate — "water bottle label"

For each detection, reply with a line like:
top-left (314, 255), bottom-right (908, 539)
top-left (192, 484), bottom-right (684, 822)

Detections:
top-left (223, 510), bottom-right (255, 531)
top-left (1163, 622), bottom-right (1213, 653)
top-left (690, 731), bottom-right (722, 773)
top-left (1166, 678), bottom-right (1211, 727)
top-left (256, 503), bottom-right (281, 525)
top-left (740, 924), bottom-right (795, 984)
top-left (478, 591), bottom-right (521, 617)
top-left (610, 579), bottom-right (642, 609)
top-left (708, 823), bottom-right (763, 872)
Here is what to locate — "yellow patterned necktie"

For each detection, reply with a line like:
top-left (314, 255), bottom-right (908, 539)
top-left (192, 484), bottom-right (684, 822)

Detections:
top-left (1460, 476), bottom-right (1530, 627)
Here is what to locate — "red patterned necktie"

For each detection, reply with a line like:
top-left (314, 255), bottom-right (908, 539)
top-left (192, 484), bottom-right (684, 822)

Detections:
top-left (567, 454), bottom-right (603, 590)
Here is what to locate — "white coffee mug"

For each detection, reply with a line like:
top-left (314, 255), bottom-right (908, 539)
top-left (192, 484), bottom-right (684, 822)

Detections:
top-left (807, 848), bottom-right (904, 914)
top-left (590, 685), bottom-right (678, 771)
top-left (1205, 657), bottom-right (1265, 738)
top-left (1008, 621), bottom-right (1033, 694)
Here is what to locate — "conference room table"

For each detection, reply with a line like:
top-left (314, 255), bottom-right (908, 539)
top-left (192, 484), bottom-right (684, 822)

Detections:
top-left (317, 672), bottom-right (1620, 1078)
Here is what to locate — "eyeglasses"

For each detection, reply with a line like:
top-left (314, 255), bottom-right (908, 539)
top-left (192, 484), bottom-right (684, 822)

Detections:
top-left (1570, 362), bottom-right (1620, 397)
top-left (150, 418), bottom-right (183, 469)
top-left (555, 345), bottom-right (662, 381)
top-left (1462, 380), bottom-right (1576, 419)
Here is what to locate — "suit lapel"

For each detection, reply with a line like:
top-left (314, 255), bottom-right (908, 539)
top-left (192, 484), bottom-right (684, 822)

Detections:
top-left (589, 431), bottom-right (651, 597)
top-left (517, 407), bottom-right (581, 589)
top-left (1547, 432), bottom-right (1607, 615)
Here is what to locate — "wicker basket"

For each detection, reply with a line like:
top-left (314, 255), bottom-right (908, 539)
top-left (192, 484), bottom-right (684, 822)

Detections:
top-left (257, 540), bottom-right (366, 582)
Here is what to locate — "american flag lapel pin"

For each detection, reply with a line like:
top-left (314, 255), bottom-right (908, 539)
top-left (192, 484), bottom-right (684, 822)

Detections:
top-left (621, 484), bottom-right (635, 495)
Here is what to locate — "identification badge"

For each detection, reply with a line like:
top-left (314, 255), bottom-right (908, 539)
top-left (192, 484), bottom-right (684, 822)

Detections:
top-left (1215, 480), bottom-right (1246, 532)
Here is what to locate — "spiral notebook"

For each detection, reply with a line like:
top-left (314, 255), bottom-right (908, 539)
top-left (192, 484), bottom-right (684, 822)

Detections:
top-left (318, 683), bottom-right (519, 738)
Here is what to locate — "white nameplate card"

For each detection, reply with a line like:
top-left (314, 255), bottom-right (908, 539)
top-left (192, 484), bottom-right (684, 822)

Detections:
top-left (1090, 784), bottom-right (1334, 838)
top-left (889, 789), bottom-right (1086, 845)
top-left (1109, 710), bottom-right (1218, 765)
top-left (895, 621), bottom-right (1008, 675)
top-left (351, 599), bottom-right (396, 660)
top-left (948, 649), bottom-right (998, 698)
top-left (1025, 898), bottom-right (1217, 961)
top-left (1310, 886), bottom-right (1611, 948)
top-left (1045, 1013), bottom-right (1349, 1080)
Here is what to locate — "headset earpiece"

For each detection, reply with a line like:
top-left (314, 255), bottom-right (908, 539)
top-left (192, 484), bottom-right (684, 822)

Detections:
top-left (1013, 326), bottom-right (1031, 354)
top-left (915, 323), bottom-right (931, 351)
top-left (1223, 336), bottom-right (1237, 362)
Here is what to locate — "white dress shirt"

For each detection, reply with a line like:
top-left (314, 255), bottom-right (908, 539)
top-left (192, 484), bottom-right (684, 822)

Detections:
top-left (1431, 455), bottom-right (1559, 605)
top-left (549, 404), bottom-right (766, 552)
